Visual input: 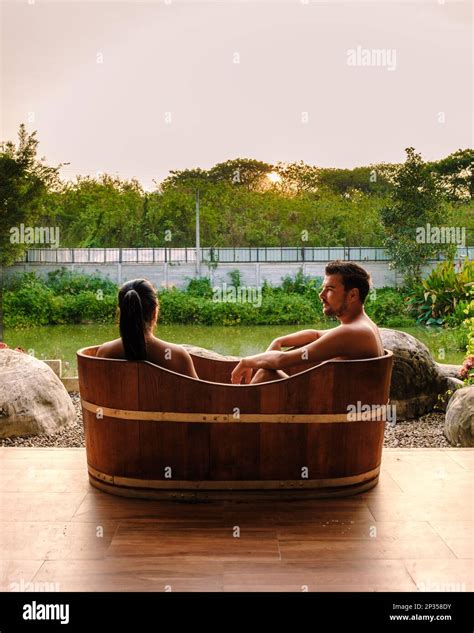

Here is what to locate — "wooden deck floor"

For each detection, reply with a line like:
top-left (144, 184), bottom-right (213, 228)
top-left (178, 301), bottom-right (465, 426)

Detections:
top-left (1, 448), bottom-right (472, 593)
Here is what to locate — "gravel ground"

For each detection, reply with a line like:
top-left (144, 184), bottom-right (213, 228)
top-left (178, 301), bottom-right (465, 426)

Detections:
top-left (383, 412), bottom-right (450, 448)
top-left (0, 392), bottom-right (451, 448)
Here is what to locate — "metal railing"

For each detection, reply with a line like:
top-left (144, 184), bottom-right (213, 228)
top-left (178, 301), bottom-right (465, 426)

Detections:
top-left (15, 246), bottom-right (474, 265)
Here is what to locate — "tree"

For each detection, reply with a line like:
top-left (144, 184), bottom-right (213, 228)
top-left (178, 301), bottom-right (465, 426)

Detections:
top-left (0, 124), bottom-right (62, 340)
top-left (58, 175), bottom-right (145, 247)
top-left (429, 149), bottom-right (474, 201)
top-left (380, 147), bottom-right (454, 284)
top-left (0, 124), bottom-right (62, 264)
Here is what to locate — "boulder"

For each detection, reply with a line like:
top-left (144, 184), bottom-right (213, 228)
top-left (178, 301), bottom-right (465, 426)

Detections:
top-left (436, 363), bottom-right (464, 380)
top-left (380, 329), bottom-right (458, 420)
top-left (444, 386), bottom-right (474, 447)
top-left (182, 344), bottom-right (239, 362)
top-left (0, 349), bottom-right (76, 439)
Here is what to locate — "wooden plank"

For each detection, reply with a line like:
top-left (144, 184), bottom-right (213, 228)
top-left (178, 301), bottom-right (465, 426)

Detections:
top-left (278, 535), bottom-right (455, 561)
top-left (0, 492), bottom-right (87, 522)
top-left (0, 468), bottom-right (89, 493)
top-left (107, 524), bottom-right (280, 561)
top-left (0, 521), bottom-right (117, 561)
top-left (71, 490), bottom-right (225, 524)
top-left (222, 560), bottom-right (417, 592)
top-left (0, 560), bottom-right (46, 592)
top-left (31, 558), bottom-right (224, 592)
top-left (404, 559), bottom-right (474, 592)
top-left (429, 521), bottom-right (474, 559)
top-left (366, 493), bottom-right (474, 522)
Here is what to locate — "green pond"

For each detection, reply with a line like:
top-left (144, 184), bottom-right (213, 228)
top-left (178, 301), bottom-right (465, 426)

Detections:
top-left (3, 323), bottom-right (465, 375)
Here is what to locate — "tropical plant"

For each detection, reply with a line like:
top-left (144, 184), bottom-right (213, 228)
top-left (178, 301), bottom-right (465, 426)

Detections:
top-left (406, 259), bottom-right (474, 326)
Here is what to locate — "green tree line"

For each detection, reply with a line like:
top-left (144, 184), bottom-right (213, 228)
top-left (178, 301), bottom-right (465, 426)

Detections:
top-left (1, 125), bottom-right (472, 267)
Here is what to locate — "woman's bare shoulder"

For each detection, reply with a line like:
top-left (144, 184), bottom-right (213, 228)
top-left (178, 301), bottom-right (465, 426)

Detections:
top-left (96, 338), bottom-right (124, 358)
top-left (146, 338), bottom-right (187, 362)
top-left (147, 338), bottom-right (198, 377)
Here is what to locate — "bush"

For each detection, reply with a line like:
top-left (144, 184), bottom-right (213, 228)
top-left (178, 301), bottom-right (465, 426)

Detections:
top-left (365, 288), bottom-right (415, 327)
top-left (184, 276), bottom-right (214, 298)
top-left (3, 273), bottom-right (54, 327)
top-left (406, 259), bottom-right (474, 326)
top-left (4, 267), bottom-right (468, 331)
top-left (157, 286), bottom-right (324, 326)
top-left (228, 269), bottom-right (242, 288)
top-left (46, 268), bottom-right (117, 296)
top-left (3, 271), bottom-right (118, 328)
top-left (279, 268), bottom-right (322, 295)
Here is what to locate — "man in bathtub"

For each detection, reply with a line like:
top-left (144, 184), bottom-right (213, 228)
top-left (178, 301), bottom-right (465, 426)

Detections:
top-left (231, 261), bottom-right (384, 384)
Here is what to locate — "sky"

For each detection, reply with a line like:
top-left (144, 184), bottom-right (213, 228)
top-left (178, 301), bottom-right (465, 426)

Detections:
top-left (1, 0), bottom-right (472, 190)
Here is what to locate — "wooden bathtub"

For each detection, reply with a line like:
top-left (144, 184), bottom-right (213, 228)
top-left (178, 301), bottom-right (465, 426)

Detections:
top-left (77, 346), bottom-right (393, 500)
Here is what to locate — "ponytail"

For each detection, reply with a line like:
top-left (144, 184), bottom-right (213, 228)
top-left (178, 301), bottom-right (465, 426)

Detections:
top-left (119, 289), bottom-right (147, 361)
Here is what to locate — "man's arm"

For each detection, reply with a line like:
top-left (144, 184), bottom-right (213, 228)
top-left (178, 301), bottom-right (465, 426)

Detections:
top-left (231, 326), bottom-right (359, 383)
top-left (267, 329), bottom-right (328, 351)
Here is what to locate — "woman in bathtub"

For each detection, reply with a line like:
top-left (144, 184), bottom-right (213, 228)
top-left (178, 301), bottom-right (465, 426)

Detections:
top-left (97, 278), bottom-right (198, 378)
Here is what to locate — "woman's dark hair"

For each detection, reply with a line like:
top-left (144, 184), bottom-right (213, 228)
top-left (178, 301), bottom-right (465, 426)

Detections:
top-left (118, 279), bottom-right (158, 361)
top-left (325, 261), bottom-right (371, 303)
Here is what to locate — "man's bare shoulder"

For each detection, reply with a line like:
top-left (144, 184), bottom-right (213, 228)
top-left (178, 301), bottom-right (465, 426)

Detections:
top-left (317, 319), bottom-right (382, 358)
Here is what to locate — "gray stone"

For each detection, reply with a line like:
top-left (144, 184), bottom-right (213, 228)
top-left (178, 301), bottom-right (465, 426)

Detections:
top-left (436, 363), bottom-right (463, 380)
top-left (0, 349), bottom-right (76, 439)
top-left (444, 386), bottom-right (474, 447)
top-left (380, 329), bottom-right (455, 420)
top-left (182, 344), bottom-right (239, 361)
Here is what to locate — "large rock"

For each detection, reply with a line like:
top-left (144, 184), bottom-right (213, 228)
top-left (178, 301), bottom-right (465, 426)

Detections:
top-left (444, 386), bottom-right (474, 447)
top-left (379, 329), bottom-right (461, 420)
top-left (0, 349), bottom-right (76, 439)
top-left (182, 344), bottom-right (239, 361)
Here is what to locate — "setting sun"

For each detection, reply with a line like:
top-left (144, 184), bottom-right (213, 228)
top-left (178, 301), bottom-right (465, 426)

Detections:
top-left (267, 171), bottom-right (281, 183)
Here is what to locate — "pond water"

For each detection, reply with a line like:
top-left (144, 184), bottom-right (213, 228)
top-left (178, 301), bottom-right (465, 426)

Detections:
top-left (3, 322), bottom-right (465, 375)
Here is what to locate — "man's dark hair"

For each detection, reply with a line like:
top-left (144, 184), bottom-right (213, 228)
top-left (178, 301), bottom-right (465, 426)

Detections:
top-left (325, 261), bottom-right (371, 303)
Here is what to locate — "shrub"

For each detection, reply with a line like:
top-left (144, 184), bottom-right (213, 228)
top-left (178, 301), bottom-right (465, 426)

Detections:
top-left (406, 259), bottom-right (474, 326)
top-left (3, 274), bottom-right (54, 327)
top-left (46, 268), bottom-right (117, 296)
top-left (228, 269), bottom-right (242, 288)
top-left (184, 276), bottom-right (214, 298)
top-left (280, 268), bottom-right (322, 295)
top-left (365, 288), bottom-right (414, 327)
top-left (3, 271), bottom-right (118, 327)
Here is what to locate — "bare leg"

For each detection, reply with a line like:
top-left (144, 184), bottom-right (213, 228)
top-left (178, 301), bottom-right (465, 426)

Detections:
top-left (250, 368), bottom-right (289, 384)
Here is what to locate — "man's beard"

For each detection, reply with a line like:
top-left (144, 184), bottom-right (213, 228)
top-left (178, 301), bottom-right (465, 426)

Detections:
top-left (323, 298), bottom-right (349, 318)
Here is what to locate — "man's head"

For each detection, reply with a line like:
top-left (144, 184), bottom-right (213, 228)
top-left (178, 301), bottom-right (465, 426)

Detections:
top-left (319, 261), bottom-right (371, 318)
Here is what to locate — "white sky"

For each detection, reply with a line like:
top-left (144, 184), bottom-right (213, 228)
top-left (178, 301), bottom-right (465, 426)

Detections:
top-left (1, 0), bottom-right (472, 190)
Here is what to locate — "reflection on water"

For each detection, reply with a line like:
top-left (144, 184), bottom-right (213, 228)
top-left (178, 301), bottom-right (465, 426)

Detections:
top-left (4, 322), bottom-right (465, 376)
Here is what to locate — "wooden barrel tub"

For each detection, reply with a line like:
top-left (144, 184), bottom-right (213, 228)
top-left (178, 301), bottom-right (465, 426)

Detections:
top-left (77, 346), bottom-right (393, 500)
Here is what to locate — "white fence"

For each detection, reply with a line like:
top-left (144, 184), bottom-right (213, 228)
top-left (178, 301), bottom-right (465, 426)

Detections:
top-left (16, 246), bottom-right (473, 264)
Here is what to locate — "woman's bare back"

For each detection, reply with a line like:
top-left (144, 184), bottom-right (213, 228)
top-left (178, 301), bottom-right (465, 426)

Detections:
top-left (97, 337), bottom-right (198, 378)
